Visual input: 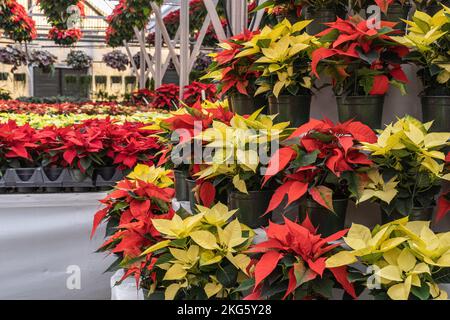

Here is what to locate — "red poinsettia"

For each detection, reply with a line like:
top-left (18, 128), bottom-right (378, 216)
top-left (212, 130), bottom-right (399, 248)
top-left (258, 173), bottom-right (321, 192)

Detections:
top-left (182, 81), bottom-right (217, 107)
top-left (246, 216), bottom-right (356, 300)
top-left (436, 152), bottom-right (450, 222)
top-left (150, 84), bottom-right (180, 110)
top-left (0, 120), bottom-right (38, 167)
top-left (263, 119), bottom-right (376, 213)
top-left (0, 0), bottom-right (37, 42)
top-left (312, 16), bottom-right (409, 96)
top-left (91, 173), bottom-right (175, 284)
top-left (48, 27), bottom-right (82, 46)
top-left (207, 29), bottom-right (262, 97)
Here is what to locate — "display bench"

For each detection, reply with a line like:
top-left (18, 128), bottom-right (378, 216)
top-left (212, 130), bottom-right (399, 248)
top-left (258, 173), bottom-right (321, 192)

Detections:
top-left (0, 193), bottom-right (114, 300)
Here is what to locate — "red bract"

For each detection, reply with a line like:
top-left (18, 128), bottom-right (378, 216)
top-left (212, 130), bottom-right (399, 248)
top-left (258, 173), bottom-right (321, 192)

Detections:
top-left (312, 16), bottom-right (409, 96)
top-left (0, 0), bottom-right (37, 42)
top-left (209, 29), bottom-right (262, 97)
top-left (0, 121), bottom-right (38, 167)
top-left (2, 119), bottom-right (162, 174)
top-left (182, 82), bottom-right (217, 107)
top-left (264, 119), bottom-right (375, 213)
top-left (246, 217), bottom-right (356, 300)
top-left (150, 84), bottom-right (180, 110)
top-left (436, 153), bottom-right (450, 222)
top-left (92, 176), bottom-right (175, 283)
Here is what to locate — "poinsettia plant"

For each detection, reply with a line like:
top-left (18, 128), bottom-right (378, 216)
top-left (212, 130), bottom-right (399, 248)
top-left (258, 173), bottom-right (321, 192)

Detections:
top-left (195, 109), bottom-right (290, 196)
top-left (312, 16), bottom-right (410, 96)
top-left (182, 81), bottom-right (217, 107)
top-left (92, 164), bottom-right (175, 284)
top-left (244, 216), bottom-right (356, 300)
top-left (252, 0), bottom-right (304, 18)
top-left (140, 202), bottom-right (254, 300)
top-left (392, 7), bottom-right (450, 95)
top-left (326, 217), bottom-right (450, 300)
top-left (150, 84), bottom-right (180, 110)
top-left (238, 19), bottom-right (318, 98)
top-left (263, 118), bottom-right (377, 214)
top-left (436, 152), bottom-right (450, 222)
top-left (152, 101), bottom-right (234, 206)
top-left (0, 0), bottom-right (37, 42)
top-left (0, 120), bottom-right (38, 169)
top-left (360, 116), bottom-right (450, 217)
top-left (37, 0), bottom-right (85, 45)
top-left (203, 30), bottom-right (263, 97)
top-left (106, 0), bottom-right (163, 47)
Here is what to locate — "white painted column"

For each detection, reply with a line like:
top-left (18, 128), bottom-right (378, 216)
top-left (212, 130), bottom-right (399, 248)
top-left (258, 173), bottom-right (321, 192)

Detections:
top-left (154, 21), bottom-right (162, 88)
top-left (179, 0), bottom-right (190, 99)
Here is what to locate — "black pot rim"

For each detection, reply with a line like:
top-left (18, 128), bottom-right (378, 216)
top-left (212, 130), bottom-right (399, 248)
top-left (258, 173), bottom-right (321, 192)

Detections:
top-left (303, 197), bottom-right (348, 207)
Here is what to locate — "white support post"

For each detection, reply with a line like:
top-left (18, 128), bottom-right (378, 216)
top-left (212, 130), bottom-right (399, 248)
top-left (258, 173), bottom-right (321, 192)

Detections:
top-left (123, 40), bottom-right (141, 86)
top-left (179, 0), bottom-right (190, 99)
top-left (154, 20), bottom-right (162, 88)
top-left (251, 0), bottom-right (267, 31)
top-left (202, 0), bottom-right (227, 41)
top-left (151, 2), bottom-right (181, 73)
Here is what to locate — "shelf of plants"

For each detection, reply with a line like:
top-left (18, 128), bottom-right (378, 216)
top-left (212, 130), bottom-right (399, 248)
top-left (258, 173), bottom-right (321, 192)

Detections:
top-left (89, 4), bottom-right (450, 301)
top-left (1, 0), bottom-right (450, 301)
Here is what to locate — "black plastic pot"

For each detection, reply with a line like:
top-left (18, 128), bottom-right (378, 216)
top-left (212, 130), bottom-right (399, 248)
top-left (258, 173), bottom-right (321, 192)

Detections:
top-left (186, 178), bottom-right (198, 213)
top-left (299, 198), bottom-right (348, 237)
top-left (228, 190), bottom-right (274, 229)
top-left (305, 8), bottom-right (341, 35)
top-left (142, 289), bottom-right (165, 300)
top-left (381, 207), bottom-right (434, 224)
top-left (6, 168), bottom-right (43, 193)
top-left (174, 169), bottom-right (190, 201)
top-left (229, 93), bottom-right (267, 115)
top-left (63, 169), bottom-right (94, 192)
top-left (336, 95), bottom-right (385, 130)
top-left (44, 167), bottom-right (64, 181)
top-left (95, 166), bottom-right (117, 181)
top-left (381, 207), bottom-right (434, 223)
top-left (275, 12), bottom-right (301, 24)
top-left (42, 166), bottom-right (64, 193)
top-left (268, 95), bottom-right (311, 127)
top-left (425, 1), bottom-right (450, 16)
top-left (16, 168), bottom-right (36, 182)
top-left (0, 170), bottom-right (6, 193)
top-left (421, 96), bottom-right (450, 132)
top-left (382, 4), bottom-right (411, 34)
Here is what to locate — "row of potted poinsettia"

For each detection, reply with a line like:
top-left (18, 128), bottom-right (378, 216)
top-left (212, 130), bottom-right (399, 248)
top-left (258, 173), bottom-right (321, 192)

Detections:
top-left (205, 7), bottom-right (450, 131)
top-left (256, 0), bottom-right (449, 34)
top-left (156, 101), bottom-right (449, 232)
top-left (0, 118), bottom-right (162, 192)
top-left (92, 164), bottom-right (450, 300)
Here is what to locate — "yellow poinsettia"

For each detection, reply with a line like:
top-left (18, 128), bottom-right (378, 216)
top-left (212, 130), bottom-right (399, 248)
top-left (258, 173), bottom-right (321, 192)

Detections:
top-left (326, 218), bottom-right (450, 300)
top-left (142, 203), bottom-right (253, 300)
top-left (195, 108), bottom-right (289, 193)
top-left (358, 169), bottom-right (399, 205)
top-left (127, 164), bottom-right (173, 188)
top-left (362, 116), bottom-right (450, 177)
top-left (392, 7), bottom-right (450, 85)
top-left (237, 19), bottom-right (319, 98)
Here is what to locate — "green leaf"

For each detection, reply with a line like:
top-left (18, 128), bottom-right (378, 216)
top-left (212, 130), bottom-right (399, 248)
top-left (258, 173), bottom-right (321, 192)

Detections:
top-left (411, 282), bottom-right (431, 300)
top-left (217, 264), bottom-right (238, 288)
top-left (233, 278), bottom-right (255, 293)
top-left (312, 277), bottom-right (334, 298)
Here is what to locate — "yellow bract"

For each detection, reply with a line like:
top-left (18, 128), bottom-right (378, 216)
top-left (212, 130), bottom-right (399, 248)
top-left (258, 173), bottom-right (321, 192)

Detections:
top-left (143, 203), bottom-right (254, 300)
top-left (195, 109), bottom-right (289, 193)
top-left (362, 116), bottom-right (449, 178)
top-left (127, 164), bottom-right (173, 188)
top-left (392, 7), bottom-right (450, 84)
top-left (326, 217), bottom-right (450, 300)
top-left (238, 19), bottom-right (318, 98)
top-left (358, 169), bottom-right (399, 205)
